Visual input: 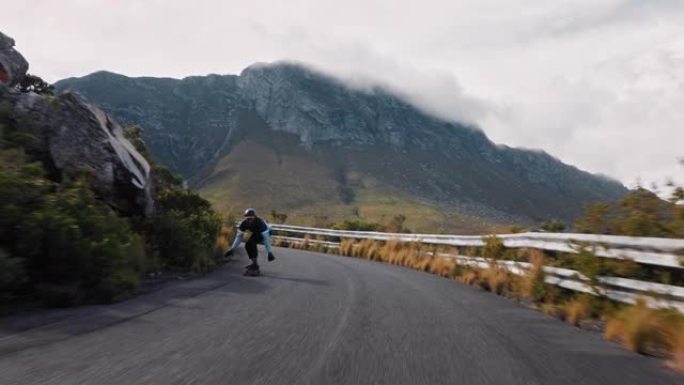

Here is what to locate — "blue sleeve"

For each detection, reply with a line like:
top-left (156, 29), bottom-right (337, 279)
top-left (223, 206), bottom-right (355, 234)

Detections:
top-left (230, 231), bottom-right (244, 250)
top-left (261, 221), bottom-right (273, 253)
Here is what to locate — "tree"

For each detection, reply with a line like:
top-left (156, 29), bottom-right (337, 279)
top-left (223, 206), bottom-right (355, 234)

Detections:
top-left (575, 202), bottom-right (612, 234)
top-left (18, 74), bottom-right (54, 96)
top-left (613, 188), bottom-right (671, 237)
top-left (539, 219), bottom-right (566, 232)
top-left (574, 187), bottom-right (682, 238)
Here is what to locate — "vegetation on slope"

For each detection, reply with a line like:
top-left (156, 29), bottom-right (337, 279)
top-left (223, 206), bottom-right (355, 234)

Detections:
top-left (575, 186), bottom-right (684, 238)
top-left (0, 96), bottom-right (225, 311)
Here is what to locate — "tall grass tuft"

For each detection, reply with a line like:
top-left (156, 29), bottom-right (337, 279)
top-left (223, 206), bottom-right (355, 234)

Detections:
top-left (521, 249), bottom-right (548, 302)
top-left (479, 267), bottom-right (511, 294)
top-left (605, 299), bottom-right (684, 370)
top-left (429, 256), bottom-right (455, 277)
top-left (562, 295), bottom-right (592, 326)
top-left (216, 225), bottom-right (235, 255)
top-left (340, 239), bottom-right (356, 256)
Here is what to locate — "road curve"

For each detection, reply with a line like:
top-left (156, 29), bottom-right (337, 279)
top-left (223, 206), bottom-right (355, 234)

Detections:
top-left (1, 247), bottom-right (682, 385)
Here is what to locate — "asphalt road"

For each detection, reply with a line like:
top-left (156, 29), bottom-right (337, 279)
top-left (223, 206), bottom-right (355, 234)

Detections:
top-left (1, 247), bottom-right (682, 385)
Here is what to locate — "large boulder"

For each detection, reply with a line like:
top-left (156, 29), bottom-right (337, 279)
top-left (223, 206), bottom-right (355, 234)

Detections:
top-left (1, 83), bottom-right (154, 217)
top-left (0, 32), bottom-right (28, 87)
top-left (0, 31), bottom-right (153, 216)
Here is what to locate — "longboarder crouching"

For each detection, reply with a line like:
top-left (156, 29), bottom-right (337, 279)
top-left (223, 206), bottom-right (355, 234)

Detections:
top-left (225, 208), bottom-right (276, 276)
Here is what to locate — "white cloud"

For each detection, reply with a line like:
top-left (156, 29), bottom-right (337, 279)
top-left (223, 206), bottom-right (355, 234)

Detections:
top-left (2, 0), bottom-right (683, 189)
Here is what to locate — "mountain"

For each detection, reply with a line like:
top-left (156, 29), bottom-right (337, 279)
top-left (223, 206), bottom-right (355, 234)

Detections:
top-left (55, 63), bottom-right (627, 233)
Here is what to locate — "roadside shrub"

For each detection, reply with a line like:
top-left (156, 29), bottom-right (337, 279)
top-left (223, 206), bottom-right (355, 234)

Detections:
top-left (605, 299), bottom-right (684, 370)
top-left (479, 267), bottom-right (511, 294)
top-left (482, 235), bottom-right (505, 260)
top-left (151, 189), bottom-right (221, 272)
top-left (666, 321), bottom-right (684, 372)
top-left (0, 147), bottom-right (146, 305)
top-left (0, 249), bottom-right (25, 309)
top-left (0, 96), bottom-right (228, 310)
top-left (216, 224), bottom-right (235, 256)
top-left (461, 269), bottom-right (480, 285)
top-left (520, 249), bottom-right (548, 302)
top-left (340, 238), bottom-right (356, 256)
top-left (14, 180), bottom-right (146, 304)
top-left (562, 295), bottom-right (592, 326)
top-left (429, 256), bottom-right (455, 277)
top-left (605, 300), bottom-right (665, 353)
top-left (575, 187), bottom-right (684, 238)
top-left (539, 219), bottom-right (566, 232)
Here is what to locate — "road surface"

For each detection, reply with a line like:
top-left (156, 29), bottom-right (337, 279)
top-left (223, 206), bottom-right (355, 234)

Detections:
top-left (1, 247), bottom-right (682, 384)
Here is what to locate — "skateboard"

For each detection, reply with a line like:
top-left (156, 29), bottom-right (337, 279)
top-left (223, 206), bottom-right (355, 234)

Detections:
top-left (243, 267), bottom-right (260, 277)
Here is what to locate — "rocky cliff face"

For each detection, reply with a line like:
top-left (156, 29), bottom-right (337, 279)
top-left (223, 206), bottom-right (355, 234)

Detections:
top-left (0, 32), bottom-right (154, 216)
top-left (0, 32), bottom-right (28, 87)
top-left (55, 62), bottom-right (627, 226)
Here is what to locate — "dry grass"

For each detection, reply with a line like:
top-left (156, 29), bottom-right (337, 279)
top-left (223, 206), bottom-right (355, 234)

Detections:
top-left (520, 249), bottom-right (547, 301)
top-left (562, 295), bottom-right (592, 326)
top-left (667, 326), bottom-right (684, 372)
top-left (605, 299), bottom-right (684, 371)
top-left (215, 225), bottom-right (235, 254)
top-left (539, 301), bottom-right (559, 316)
top-left (429, 256), bottom-right (455, 277)
top-left (336, 238), bottom-right (458, 278)
top-left (479, 267), bottom-right (511, 294)
top-left (340, 239), bottom-right (356, 256)
top-left (460, 269), bottom-right (480, 285)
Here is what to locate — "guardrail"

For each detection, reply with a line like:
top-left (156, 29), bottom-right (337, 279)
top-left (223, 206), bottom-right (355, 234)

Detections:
top-left (271, 224), bottom-right (684, 268)
top-left (270, 226), bottom-right (684, 312)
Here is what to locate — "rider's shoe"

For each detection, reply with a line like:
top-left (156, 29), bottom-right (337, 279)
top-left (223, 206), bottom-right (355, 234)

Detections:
top-left (245, 262), bottom-right (260, 271)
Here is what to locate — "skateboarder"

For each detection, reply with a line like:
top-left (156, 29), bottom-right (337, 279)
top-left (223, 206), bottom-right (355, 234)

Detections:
top-left (225, 208), bottom-right (275, 274)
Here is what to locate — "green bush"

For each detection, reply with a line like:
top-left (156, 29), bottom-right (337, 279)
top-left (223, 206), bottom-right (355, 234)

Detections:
top-left (151, 189), bottom-right (221, 272)
top-left (0, 104), bottom-right (224, 309)
top-left (14, 180), bottom-right (146, 304)
top-left (539, 219), bottom-right (566, 232)
top-left (482, 235), bottom-right (505, 260)
top-left (124, 124), bottom-right (222, 274)
top-left (0, 147), bottom-right (146, 305)
top-left (0, 249), bottom-right (25, 308)
top-left (575, 188), bottom-right (682, 238)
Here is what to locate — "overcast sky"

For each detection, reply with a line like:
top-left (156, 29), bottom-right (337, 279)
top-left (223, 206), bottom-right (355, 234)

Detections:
top-left (3, 0), bottom-right (684, 190)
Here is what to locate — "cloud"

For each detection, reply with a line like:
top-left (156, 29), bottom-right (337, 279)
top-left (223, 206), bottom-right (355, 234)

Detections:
top-left (248, 26), bottom-right (490, 126)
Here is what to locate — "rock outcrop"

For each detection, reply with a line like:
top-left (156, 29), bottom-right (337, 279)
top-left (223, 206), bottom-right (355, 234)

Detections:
top-left (0, 31), bottom-right (29, 87)
top-left (0, 32), bottom-right (153, 216)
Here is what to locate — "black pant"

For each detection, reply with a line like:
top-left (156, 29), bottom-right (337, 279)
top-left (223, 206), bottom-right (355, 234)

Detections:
top-left (245, 232), bottom-right (263, 260)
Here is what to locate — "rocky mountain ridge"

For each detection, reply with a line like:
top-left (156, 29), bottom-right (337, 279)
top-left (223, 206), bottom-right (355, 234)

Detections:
top-left (55, 62), bottom-right (627, 229)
